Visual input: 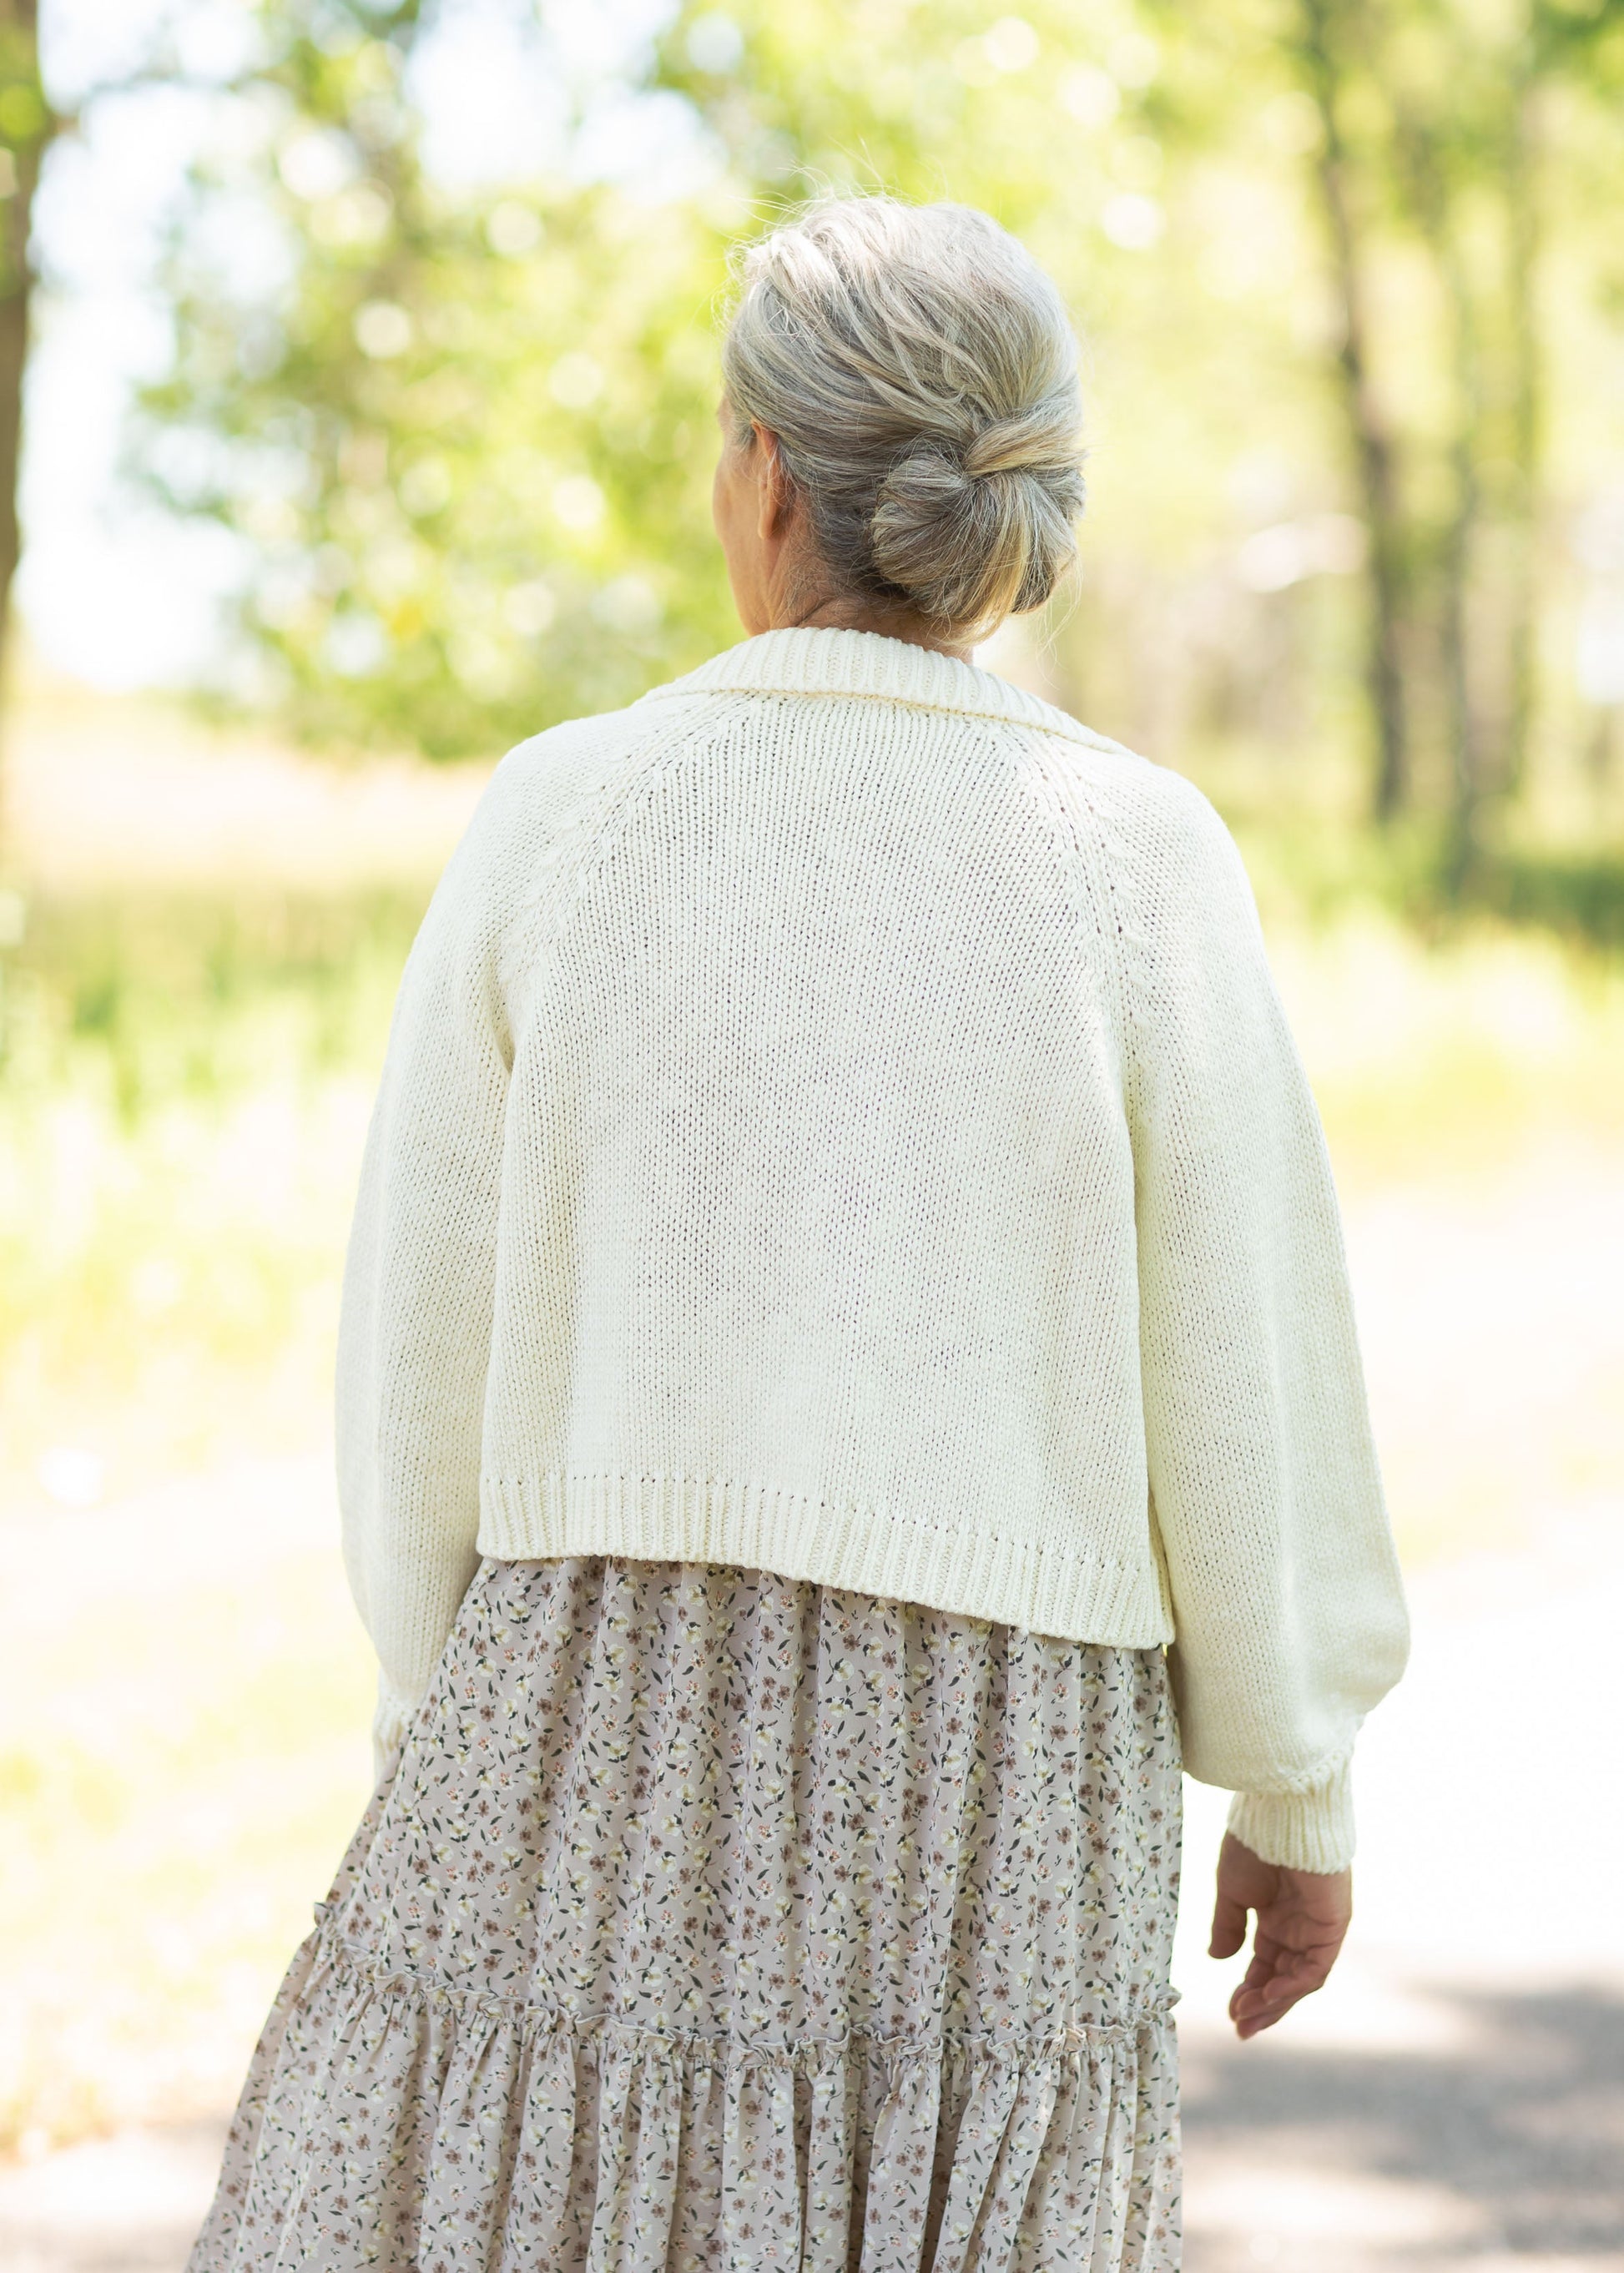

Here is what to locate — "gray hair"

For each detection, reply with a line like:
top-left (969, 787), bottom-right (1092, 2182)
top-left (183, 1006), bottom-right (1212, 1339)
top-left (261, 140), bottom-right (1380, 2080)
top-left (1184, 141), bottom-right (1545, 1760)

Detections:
top-left (720, 196), bottom-right (1086, 642)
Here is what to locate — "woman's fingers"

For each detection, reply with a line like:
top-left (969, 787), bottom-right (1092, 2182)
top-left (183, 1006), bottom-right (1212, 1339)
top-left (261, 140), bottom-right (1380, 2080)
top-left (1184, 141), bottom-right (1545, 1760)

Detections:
top-left (1228, 1936), bottom-right (1339, 2034)
top-left (1211, 1831), bottom-right (1279, 1959)
top-left (1232, 1979), bottom-right (1314, 2035)
top-left (1208, 1883), bottom-right (1249, 1959)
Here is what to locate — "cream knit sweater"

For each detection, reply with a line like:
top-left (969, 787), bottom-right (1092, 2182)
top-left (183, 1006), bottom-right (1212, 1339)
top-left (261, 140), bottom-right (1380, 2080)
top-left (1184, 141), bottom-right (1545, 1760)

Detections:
top-left (335, 626), bottom-right (1409, 1872)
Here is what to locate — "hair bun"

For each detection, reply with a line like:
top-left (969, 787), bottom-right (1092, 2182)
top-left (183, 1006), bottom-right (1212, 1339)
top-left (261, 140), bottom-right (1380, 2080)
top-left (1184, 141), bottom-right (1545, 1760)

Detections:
top-left (870, 436), bottom-right (1083, 632)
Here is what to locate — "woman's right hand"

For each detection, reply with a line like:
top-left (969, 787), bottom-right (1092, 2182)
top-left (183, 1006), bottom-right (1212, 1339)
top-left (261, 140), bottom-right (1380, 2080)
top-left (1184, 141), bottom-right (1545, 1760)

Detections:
top-left (1208, 1832), bottom-right (1354, 2039)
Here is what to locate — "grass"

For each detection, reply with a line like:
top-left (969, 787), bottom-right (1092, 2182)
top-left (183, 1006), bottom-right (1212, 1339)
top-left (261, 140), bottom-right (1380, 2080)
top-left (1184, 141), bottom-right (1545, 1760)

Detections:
top-left (0, 678), bottom-right (1621, 2156)
top-left (1268, 910), bottom-right (1624, 1188)
top-left (0, 887), bottom-right (425, 1515)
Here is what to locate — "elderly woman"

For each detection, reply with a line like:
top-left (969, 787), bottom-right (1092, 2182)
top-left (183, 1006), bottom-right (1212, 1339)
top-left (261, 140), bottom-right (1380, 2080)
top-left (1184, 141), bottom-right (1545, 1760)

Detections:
top-left (190, 196), bottom-right (1407, 2271)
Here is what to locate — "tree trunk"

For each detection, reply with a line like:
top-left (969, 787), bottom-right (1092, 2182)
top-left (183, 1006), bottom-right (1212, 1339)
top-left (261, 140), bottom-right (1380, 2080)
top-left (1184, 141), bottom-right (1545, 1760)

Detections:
top-left (1296, 0), bottom-right (1411, 823)
top-left (1439, 375), bottom-right (1484, 894)
top-left (1500, 58), bottom-right (1541, 800)
top-left (0, 0), bottom-right (51, 879)
top-left (0, 0), bottom-right (46, 644)
top-left (1393, 98), bottom-right (1486, 893)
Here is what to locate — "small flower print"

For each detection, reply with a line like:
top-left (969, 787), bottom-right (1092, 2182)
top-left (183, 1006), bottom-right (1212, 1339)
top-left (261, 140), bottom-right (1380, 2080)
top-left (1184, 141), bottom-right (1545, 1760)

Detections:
top-left (187, 1555), bottom-right (1181, 2270)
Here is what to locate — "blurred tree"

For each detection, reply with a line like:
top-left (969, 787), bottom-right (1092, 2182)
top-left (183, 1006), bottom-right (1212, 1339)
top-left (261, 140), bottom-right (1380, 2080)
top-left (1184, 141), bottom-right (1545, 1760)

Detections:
top-left (1289, 0), bottom-right (1411, 824)
top-left (1293, 0), bottom-right (1624, 864)
top-left (146, 0), bottom-right (1270, 761)
top-left (139, 0), bottom-right (734, 756)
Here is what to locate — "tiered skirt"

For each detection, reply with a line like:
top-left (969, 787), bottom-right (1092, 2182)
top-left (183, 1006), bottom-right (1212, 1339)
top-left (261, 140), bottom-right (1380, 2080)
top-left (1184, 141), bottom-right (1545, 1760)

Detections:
top-left (189, 1553), bottom-right (1183, 2269)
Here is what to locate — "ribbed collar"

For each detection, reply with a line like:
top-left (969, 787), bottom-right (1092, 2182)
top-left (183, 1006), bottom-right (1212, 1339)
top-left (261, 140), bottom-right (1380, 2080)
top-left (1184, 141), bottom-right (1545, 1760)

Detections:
top-left (635, 625), bottom-right (1105, 749)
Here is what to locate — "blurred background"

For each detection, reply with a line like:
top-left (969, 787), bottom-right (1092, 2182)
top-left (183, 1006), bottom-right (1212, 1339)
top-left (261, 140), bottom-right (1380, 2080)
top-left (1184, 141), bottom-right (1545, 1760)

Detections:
top-left (1, 2), bottom-right (1621, 2267)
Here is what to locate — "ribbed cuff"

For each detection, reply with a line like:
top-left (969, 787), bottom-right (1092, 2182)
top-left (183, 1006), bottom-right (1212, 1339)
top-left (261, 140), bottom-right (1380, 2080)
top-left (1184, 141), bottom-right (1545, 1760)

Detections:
top-left (371, 1677), bottom-right (418, 1790)
top-left (1226, 1754), bottom-right (1354, 1873)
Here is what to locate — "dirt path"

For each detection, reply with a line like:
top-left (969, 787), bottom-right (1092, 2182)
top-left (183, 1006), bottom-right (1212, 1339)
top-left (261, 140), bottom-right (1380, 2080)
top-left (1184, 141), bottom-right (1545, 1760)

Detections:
top-left (1178, 1502), bottom-right (1624, 2270)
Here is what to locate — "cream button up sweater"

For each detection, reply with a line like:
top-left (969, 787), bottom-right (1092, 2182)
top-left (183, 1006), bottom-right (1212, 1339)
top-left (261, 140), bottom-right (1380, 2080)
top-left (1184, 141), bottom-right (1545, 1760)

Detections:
top-left (336, 626), bottom-right (1409, 1872)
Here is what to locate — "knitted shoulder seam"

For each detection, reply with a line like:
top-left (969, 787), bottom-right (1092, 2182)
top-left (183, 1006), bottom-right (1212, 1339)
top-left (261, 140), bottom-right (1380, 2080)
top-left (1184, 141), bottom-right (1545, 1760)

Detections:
top-left (1074, 731), bottom-right (1159, 1121)
top-left (1017, 723), bottom-right (1152, 1083)
top-left (494, 693), bottom-right (756, 1014)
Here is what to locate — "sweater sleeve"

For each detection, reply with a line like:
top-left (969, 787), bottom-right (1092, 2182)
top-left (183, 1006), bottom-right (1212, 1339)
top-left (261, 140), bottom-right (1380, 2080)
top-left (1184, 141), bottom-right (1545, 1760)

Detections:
top-left (335, 780), bottom-right (516, 1786)
top-left (1124, 772), bottom-right (1409, 1872)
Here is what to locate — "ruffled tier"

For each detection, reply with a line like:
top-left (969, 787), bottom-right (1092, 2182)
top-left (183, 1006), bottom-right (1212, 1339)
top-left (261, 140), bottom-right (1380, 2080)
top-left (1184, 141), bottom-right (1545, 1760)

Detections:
top-left (194, 1916), bottom-right (1178, 2272)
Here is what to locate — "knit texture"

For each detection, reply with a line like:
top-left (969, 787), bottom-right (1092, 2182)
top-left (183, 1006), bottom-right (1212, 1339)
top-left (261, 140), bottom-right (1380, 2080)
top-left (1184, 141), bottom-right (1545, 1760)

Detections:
top-left (335, 626), bottom-right (1410, 1872)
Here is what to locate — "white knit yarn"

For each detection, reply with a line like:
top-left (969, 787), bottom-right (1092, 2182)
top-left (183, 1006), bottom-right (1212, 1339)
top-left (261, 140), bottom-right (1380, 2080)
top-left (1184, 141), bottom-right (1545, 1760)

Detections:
top-left (336, 626), bottom-right (1409, 1871)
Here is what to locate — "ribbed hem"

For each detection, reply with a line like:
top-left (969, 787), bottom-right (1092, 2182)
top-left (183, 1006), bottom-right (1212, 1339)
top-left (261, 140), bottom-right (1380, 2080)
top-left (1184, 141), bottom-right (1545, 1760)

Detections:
top-left (372, 1677), bottom-right (418, 1789)
top-left (1226, 1756), bottom-right (1354, 1873)
top-left (477, 1471), bottom-right (1175, 1646)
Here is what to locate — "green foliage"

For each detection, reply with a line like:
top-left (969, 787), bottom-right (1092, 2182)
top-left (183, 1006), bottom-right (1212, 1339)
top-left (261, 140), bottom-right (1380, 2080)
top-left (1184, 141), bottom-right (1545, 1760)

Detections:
top-left (140, 4), bottom-right (737, 756)
top-left (1478, 849), bottom-right (1624, 946)
top-left (7, 882), bottom-right (425, 1114)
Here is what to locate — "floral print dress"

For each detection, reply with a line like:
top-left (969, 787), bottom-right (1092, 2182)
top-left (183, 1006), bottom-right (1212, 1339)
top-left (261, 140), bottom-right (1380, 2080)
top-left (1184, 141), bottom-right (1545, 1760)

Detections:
top-left (189, 1554), bottom-right (1183, 2270)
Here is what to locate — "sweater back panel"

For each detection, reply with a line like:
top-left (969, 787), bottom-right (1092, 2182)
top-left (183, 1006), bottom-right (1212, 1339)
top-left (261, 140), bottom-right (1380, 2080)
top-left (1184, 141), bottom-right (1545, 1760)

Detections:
top-left (480, 688), bottom-right (1164, 1639)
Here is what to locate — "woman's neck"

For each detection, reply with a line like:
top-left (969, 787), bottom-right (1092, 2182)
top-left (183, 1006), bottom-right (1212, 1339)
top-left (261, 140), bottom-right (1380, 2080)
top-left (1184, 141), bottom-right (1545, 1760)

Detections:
top-left (772, 588), bottom-right (973, 667)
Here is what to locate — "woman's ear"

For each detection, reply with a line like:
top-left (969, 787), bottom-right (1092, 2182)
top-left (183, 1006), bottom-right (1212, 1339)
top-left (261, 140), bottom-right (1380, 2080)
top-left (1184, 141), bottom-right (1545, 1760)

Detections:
top-left (754, 423), bottom-right (796, 544)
